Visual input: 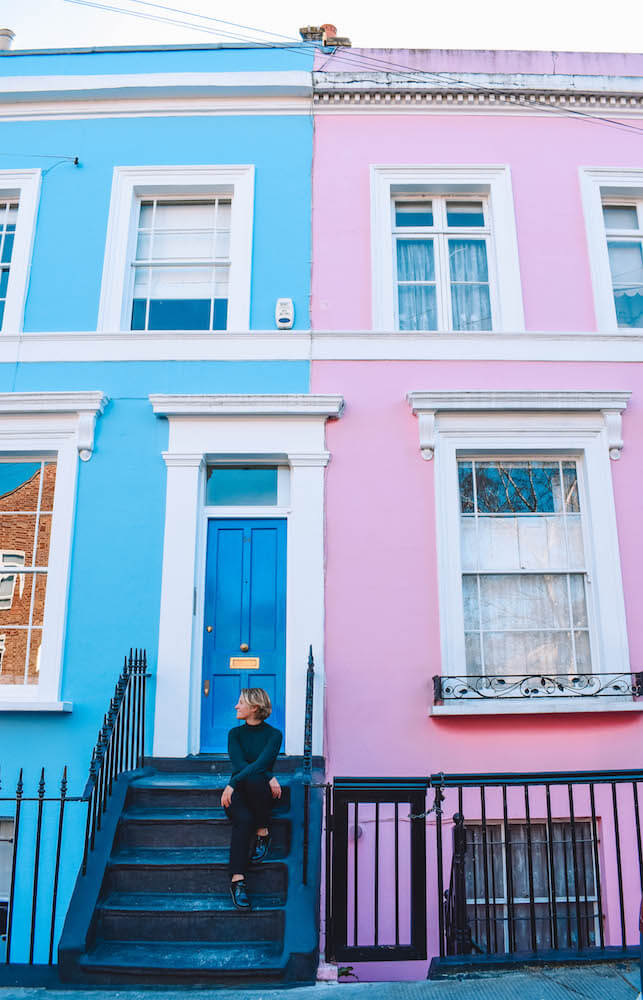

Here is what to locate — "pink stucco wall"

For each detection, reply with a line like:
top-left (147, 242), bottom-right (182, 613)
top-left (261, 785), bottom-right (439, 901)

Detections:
top-left (311, 113), bottom-right (643, 332)
top-left (313, 47), bottom-right (643, 75)
top-left (312, 361), bottom-right (643, 777)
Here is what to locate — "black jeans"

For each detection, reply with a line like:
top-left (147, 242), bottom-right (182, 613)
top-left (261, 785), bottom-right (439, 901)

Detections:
top-left (224, 775), bottom-right (273, 877)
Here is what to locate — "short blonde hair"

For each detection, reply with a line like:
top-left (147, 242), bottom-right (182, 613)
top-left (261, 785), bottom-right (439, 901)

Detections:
top-left (240, 687), bottom-right (272, 721)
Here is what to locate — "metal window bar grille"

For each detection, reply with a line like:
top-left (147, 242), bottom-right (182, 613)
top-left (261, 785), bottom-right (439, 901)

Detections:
top-left (0, 648), bottom-right (148, 966)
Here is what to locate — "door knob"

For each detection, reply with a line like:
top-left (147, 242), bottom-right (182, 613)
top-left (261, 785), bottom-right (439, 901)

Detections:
top-left (206, 626), bottom-right (213, 633)
top-left (240, 643), bottom-right (249, 652)
top-left (203, 679), bottom-right (210, 696)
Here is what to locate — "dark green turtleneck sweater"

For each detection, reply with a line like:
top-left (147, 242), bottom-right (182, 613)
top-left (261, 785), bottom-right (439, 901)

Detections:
top-left (227, 721), bottom-right (282, 788)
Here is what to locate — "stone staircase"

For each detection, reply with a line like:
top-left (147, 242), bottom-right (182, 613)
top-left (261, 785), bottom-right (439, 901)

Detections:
top-left (59, 759), bottom-right (323, 986)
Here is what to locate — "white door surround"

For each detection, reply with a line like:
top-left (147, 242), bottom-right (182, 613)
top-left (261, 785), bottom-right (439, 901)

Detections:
top-left (150, 394), bottom-right (344, 758)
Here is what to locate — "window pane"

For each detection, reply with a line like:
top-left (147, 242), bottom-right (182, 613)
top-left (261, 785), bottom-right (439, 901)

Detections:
top-left (206, 467), bottom-right (278, 506)
top-left (398, 285), bottom-right (437, 331)
top-left (397, 239), bottom-right (435, 281)
top-left (147, 298), bottom-right (211, 331)
top-left (607, 241), bottom-right (643, 284)
top-left (603, 205), bottom-right (638, 230)
top-left (0, 463), bottom-right (41, 508)
top-left (451, 284), bottom-right (492, 332)
top-left (614, 287), bottom-right (643, 328)
top-left (152, 230), bottom-right (215, 260)
top-left (395, 201), bottom-right (433, 227)
top-left (449, 239), bottom-right (489, 282)
top-left (474, 573), bottom-right (572, 630)
top-left (458, 462), bottom-right (474, 512)
top-left (474, 462), bottom-right (563, 514)
top-left (482, 629), bottom-right (575, 676)
top-left (153, 200), bottom-right (215, 229)
top-left (447, 202), bottom-right (485, 227)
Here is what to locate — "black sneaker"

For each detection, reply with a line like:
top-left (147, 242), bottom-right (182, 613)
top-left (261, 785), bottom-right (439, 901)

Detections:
top-left (230, 879), bottom-right (251, 909)
top-left (251, 833), bottom-right (271, 863)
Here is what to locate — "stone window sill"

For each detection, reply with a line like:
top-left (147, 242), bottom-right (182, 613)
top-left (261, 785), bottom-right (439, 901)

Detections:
top-left (430, 699), bottom-right (643, 717)
top-left (0, 700), bottom-right (72, 712)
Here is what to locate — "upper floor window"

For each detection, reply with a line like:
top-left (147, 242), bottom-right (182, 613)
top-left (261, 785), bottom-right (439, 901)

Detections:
top-left (130, 197), bottom-right (231, 332)
top-left (394, 196), bottom-right (493, 331)
top-left (371, 166), bottom-right (524, 333)
top-left (0, 201), bottom-right (18, 330)
top-left (603, 200), bottom-right (643, 329)
top-left (98, 166), bottom-right (254, 333)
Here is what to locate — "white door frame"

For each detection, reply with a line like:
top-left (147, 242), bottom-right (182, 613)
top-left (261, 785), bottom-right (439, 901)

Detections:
top-left (149, 394), bottom-right (344, 758)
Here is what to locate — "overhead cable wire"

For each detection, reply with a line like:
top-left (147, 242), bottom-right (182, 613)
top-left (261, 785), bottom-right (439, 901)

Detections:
top-left (62, 0), bottom-right (643, 137)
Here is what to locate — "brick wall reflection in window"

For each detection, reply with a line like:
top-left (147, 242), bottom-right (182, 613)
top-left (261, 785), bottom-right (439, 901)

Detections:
top-left (0, 461), bottom-right (56, 685)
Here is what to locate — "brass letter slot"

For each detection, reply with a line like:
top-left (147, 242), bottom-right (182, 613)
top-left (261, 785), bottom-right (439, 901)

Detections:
top-left (230, 657), bottom-right (260, 670)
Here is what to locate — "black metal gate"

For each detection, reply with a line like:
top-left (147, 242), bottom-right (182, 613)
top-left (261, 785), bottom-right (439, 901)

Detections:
top-left (325, 778), bottom-right (427, 962)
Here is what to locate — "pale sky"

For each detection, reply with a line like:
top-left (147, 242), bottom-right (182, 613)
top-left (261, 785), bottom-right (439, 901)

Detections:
top-left (2, 0), bottom-right (643, 54)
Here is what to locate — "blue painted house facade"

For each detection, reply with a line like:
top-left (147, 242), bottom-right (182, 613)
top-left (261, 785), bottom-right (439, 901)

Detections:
top-left (0, 40), bottom-right (338, 972)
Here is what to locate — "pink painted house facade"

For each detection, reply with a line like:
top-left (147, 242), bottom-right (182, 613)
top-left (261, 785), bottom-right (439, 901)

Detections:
top-left (311, 47), bottom-right (643, 978)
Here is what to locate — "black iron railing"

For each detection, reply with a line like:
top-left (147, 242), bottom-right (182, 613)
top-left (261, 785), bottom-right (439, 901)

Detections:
top-left (302, 645), bottom-right (314, 885)
top-left (432, 769), bottom-right (643, 962)
top-left (326, 768), bottom-right (643, 967)
top-left (434, 670), bottom-right (643, 702)
top-left (82, 648), bottom-right (148, 873)
top-left (1, 648), bottom-right (148, 967)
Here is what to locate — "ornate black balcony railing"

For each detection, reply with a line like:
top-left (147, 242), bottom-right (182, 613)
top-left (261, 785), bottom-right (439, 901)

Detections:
top-left (433, 670), bottom-right (643, 703)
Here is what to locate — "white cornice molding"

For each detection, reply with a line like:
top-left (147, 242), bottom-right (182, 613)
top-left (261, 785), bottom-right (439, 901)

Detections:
top-left (407, 389), bottom-right (632, 461)
top-left (150, 394), bottom-right (345, 418)
top-left (0, 391), bottom-right (108, 461)
top-left (313, 70), bottom-right (643, 113)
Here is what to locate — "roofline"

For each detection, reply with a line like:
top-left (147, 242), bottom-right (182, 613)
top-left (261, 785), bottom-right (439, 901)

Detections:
top-left (0, 41), bottom-right (311, 57)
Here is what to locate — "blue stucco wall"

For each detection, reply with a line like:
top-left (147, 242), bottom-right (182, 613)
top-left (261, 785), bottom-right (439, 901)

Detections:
top-left (0, 359), bottom-right (309, 787)
top-left (0, 44), bottom-right (313, 76)
top-left (0, 44), bottom-right (314, 962)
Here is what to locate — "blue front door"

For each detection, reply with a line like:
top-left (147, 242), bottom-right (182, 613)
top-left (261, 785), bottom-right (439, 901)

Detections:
top-left (201, 518), bottom-right (287, 753)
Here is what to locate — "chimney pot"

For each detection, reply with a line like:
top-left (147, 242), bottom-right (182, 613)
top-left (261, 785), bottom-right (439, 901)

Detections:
top-left (0, 29), bottom-right (15, 51)
top-left (321, 23), bottom-right (338, 40)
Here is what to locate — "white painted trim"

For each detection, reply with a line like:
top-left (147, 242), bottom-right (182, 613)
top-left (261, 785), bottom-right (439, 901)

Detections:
top-left (151, 395), bottom-right (344, 759)
top-left (0, 392), bottom-right (107, 706)
top-left (371, 165), bottom-right (524, 333)
top-left (150, 394), bottom-right (344, 417)
top-left (97, 164), bottom-right (255, 333)
top-left (8, 329), bottom-right (643, 363)
top-left (0, 71), bottom-right (312, 103)
top-left (0, 170), bottom-right (41, 334)
top-left (0, 96), bottom-right (312, 123)
top-left (0, 700), bottom-right (72, 712)
top-left (580, 167), bottom-right (643, 332)
top-left (407, 392), bottom-right (632, 698)
top-left (431, 700), bottom-right (643, 717)
top-left (315, 71), bottom-right (643, 98)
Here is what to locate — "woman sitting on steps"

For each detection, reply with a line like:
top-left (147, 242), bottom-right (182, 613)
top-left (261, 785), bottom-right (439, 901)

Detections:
top-left (220, 688), bottom-right (282, 910)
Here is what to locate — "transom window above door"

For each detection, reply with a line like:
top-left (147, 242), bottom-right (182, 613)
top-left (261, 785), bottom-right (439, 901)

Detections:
top-left (130, 197), bottom-right (231, 331)
top-left (393, 196), bottom-right (494, 332)
top-left (458, 458), bottom-right (591, 679)
top-left (602, 200), bottom-right (643, 329)
top-left (206, 466), bottom-right (289, 506)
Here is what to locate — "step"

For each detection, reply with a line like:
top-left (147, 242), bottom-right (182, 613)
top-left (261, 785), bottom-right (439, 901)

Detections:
top-left (99, 891), bottom-right (286, 910)
top-left (126, 779), bottom-right (291, 812)
top-left (78, 940), bottom-right (286, 983)
top-left (95, 900), bottom-right (285, 943)
top-left (115, 810), bottom-right (290, 851)
top-left (103, 857), bottom-right (288, 896)
top-left (147, 755), bottom-right (324, 775)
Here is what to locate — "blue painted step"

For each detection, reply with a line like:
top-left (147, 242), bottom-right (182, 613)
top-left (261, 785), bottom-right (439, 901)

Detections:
top-left (58, 762), bottom-right (323, 986)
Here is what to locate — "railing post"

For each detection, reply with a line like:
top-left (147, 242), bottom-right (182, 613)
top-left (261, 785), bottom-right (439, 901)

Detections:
top-left (452, 811), bottom-right (472, 955)
top-left (302, 645), bottom-right (314, 885)
top-left (433, 675), bottom-right (443, 704)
